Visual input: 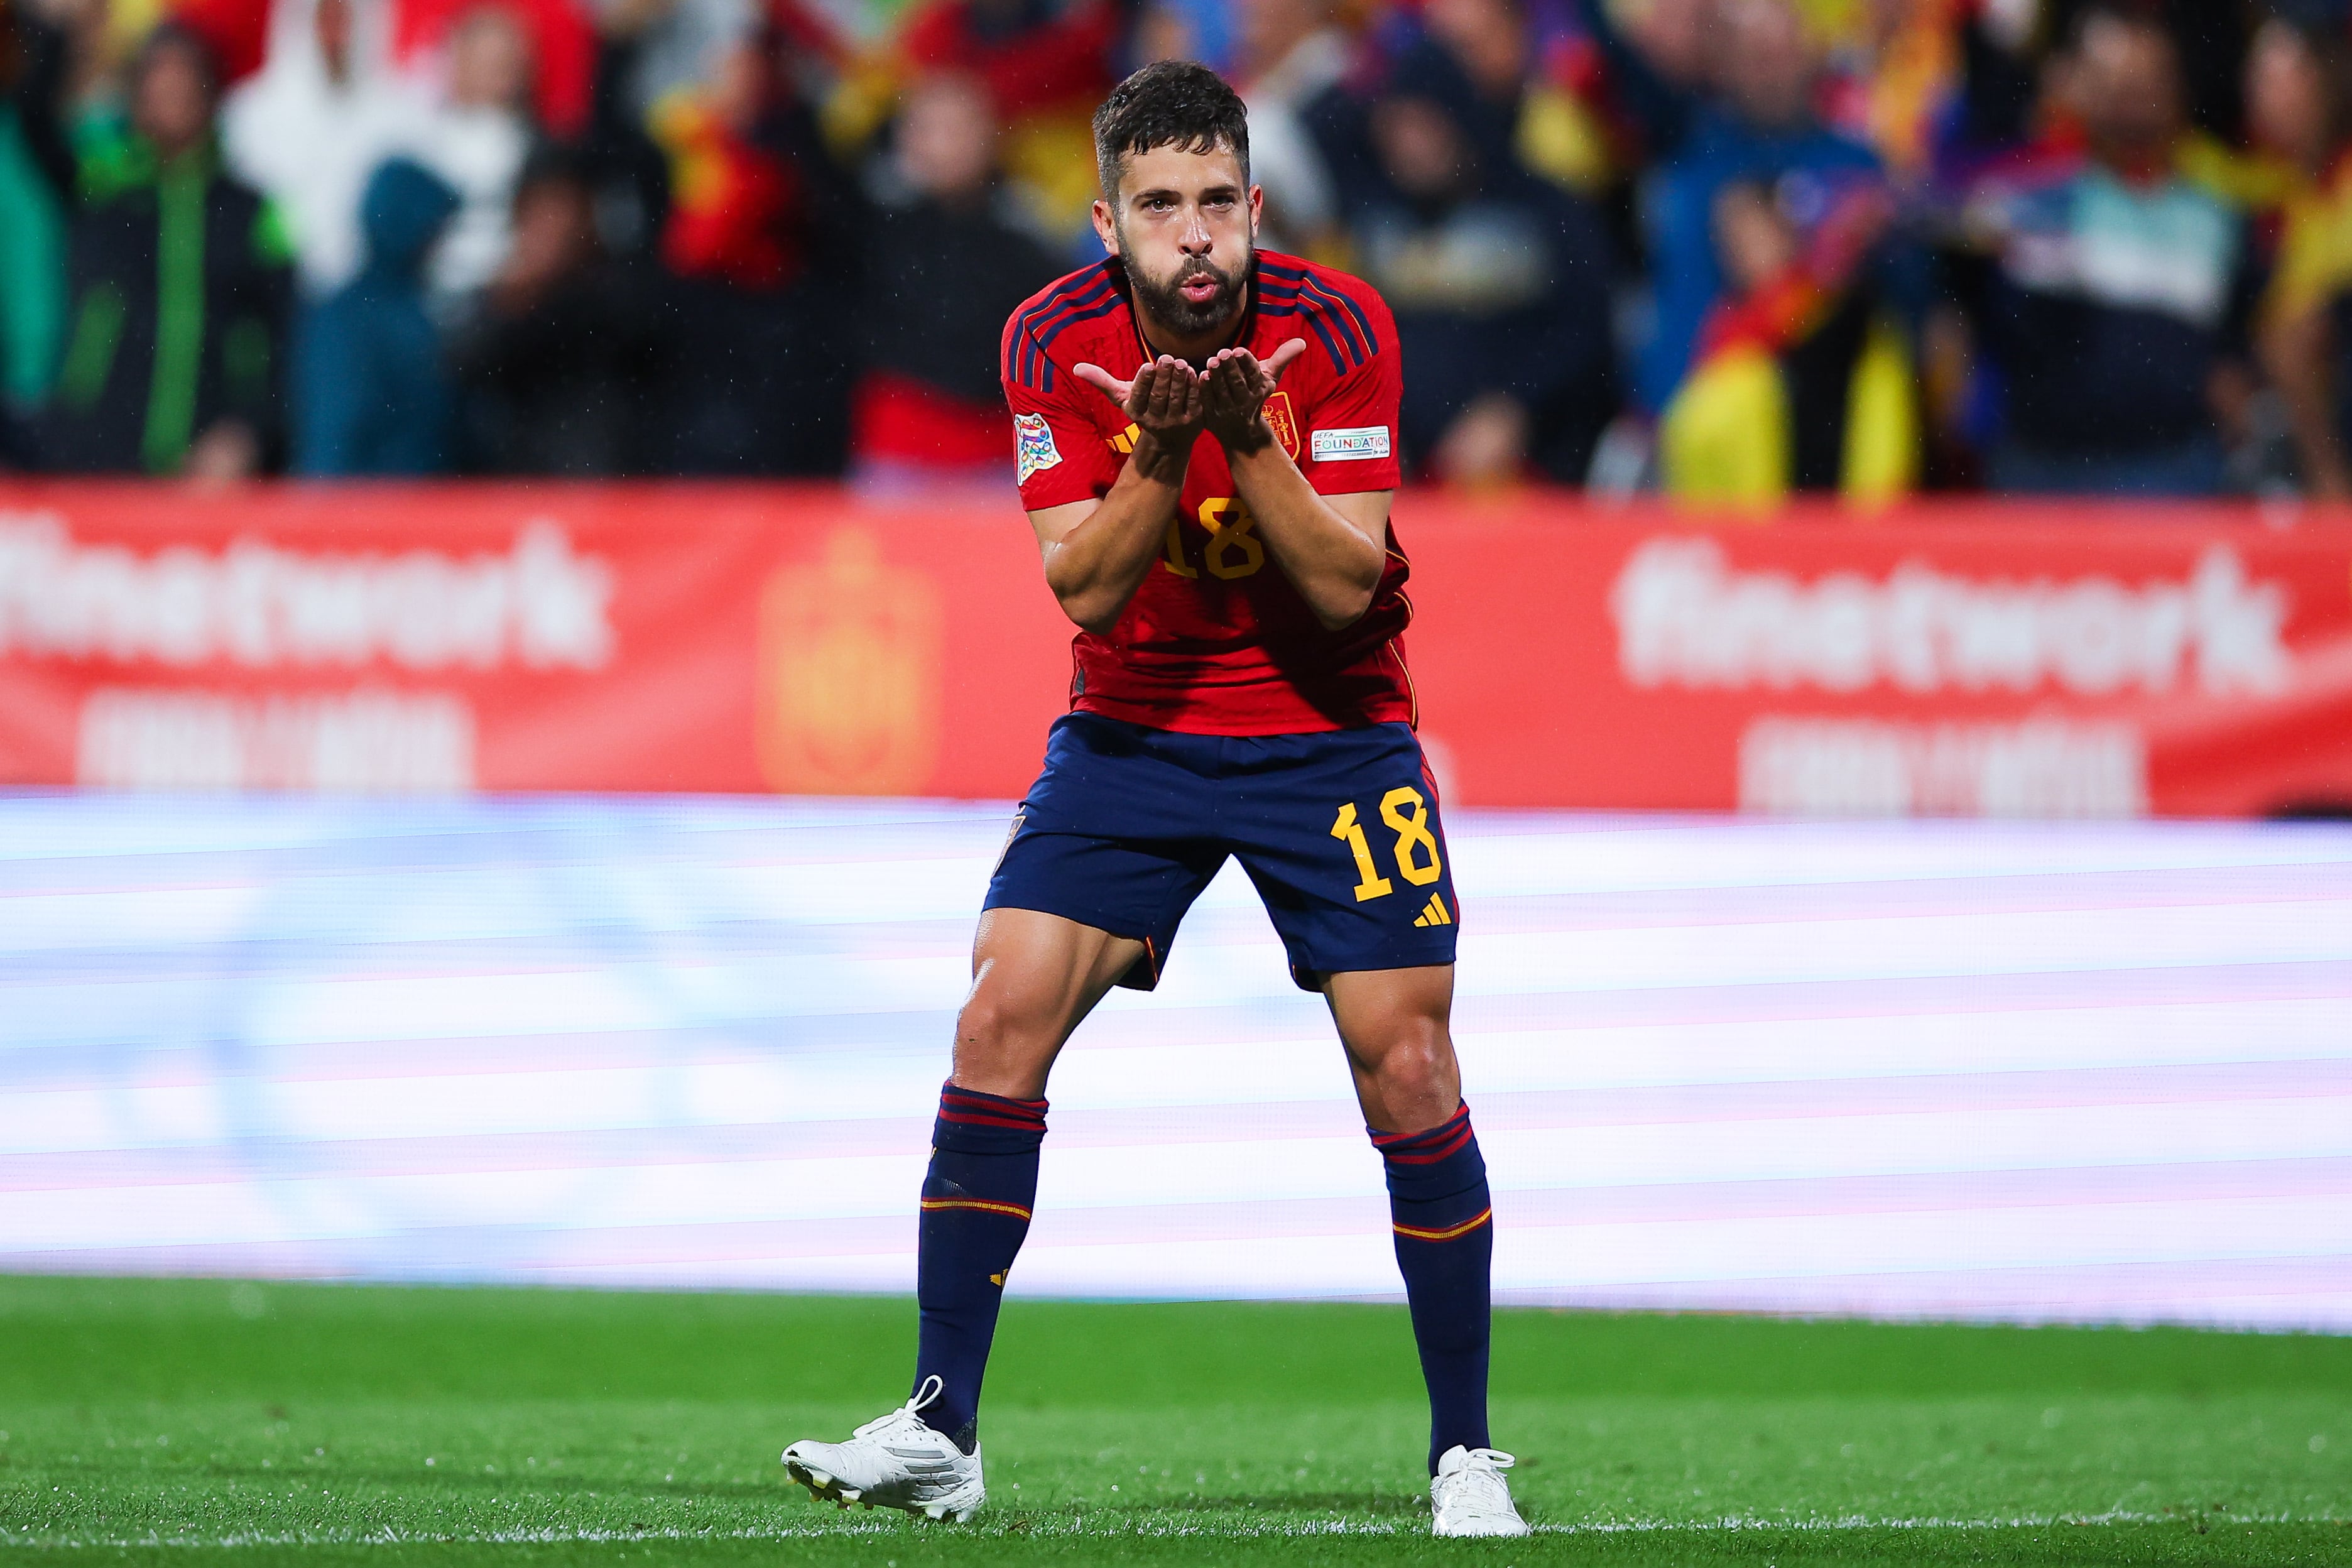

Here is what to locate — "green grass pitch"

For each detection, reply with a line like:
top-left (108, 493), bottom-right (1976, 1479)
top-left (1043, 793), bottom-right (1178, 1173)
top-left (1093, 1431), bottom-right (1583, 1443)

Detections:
top-left (1, 1276), bottom-right (2346, 1565)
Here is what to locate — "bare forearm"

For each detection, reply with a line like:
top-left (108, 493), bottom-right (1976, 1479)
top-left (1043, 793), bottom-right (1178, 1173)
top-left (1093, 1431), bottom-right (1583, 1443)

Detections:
top-left (1042, 433), bottom-right (1192, 634)
top-left (2260, 312), bottom-right (2350, 494)
top-left (1224, 440), bottom-right (1384, 628)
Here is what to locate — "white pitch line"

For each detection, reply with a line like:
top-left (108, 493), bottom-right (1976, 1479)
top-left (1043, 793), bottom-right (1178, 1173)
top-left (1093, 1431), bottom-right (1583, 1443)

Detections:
top-left (12, 1510), bottom-right (2342, 1547)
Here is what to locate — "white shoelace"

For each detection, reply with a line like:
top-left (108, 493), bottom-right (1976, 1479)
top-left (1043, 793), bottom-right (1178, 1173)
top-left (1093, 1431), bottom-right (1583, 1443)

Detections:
top-left (1442, 1448), bottom-right (1518, 1508)
top-left (852, 1374), bottom-right (947, 1440)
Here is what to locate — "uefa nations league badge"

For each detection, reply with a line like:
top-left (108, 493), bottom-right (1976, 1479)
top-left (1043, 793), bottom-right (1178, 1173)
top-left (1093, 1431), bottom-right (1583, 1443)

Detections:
top-left (1015, 413), bottom-right (1062, 483)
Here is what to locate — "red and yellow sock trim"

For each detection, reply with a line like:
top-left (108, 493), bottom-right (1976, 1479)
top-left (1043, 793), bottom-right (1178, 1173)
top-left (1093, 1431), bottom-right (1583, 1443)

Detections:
top-left (1392, 1207), bottom-right (1492, 1243)
top-left (920, 1197), bottom-right (1035, 1221)
top-left (1371, 1102), bottom-right (1476, 1165)
top-left (938, 1084), bottom-right (1049, 1131)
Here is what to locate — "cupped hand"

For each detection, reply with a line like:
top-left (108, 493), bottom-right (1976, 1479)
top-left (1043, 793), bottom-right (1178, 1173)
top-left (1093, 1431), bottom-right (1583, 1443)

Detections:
top-left (1200, 338), bottom-right (1308, 450)
top-left (1074, 356), bottom-right (1207, 446)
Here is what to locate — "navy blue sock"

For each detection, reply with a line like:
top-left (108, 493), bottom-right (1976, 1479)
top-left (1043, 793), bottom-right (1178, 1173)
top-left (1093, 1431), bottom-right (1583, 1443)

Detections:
top-left (1372, 1102), bottom-right (1493, 1474)
top-left (912, 1082), bottom-right (1045, 1454)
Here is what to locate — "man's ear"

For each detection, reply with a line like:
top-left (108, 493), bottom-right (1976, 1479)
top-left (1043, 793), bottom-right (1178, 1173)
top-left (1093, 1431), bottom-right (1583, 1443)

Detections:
top-left (1091, 197), bottom-right (1119, 256)
top-left (1248, 183), bottom-right (1264, 240)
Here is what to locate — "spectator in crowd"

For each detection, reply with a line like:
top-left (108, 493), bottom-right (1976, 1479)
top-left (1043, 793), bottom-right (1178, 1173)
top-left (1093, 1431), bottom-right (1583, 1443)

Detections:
top-left (1575, 0), bottom-right (1714, 161)
top-left (2, 0), bottom-right (72, 454)
top-left (1417, 0), bottom-right (1545, 177)
top-left (1641, 0), bottom-right (1885, 413)
top-left (42, 24), bottom-right (292, 476)
top-left (2246, 15), bottom-right (2352, 495)
top-left (1233, 0), bottom-right (1347, 253)
top-left (1660, 173), bottom-right (1916, 501)
top-left (577, 0), bottom-right (689, 263)
top-left (893, 0), bottom-right (1114, 234)
top-left (645, 28), bottom-right (856, 472)
top-left (16, 0), bottom-right (2352, 498)
top-left (601, 0), bottom-right (754, 124)
top-left (422, 3), bottom-right (535, 304)
top-left (1136, 0), bottom-right (1236, 79)
top-left (1952, 3), bottom-right (2256, 495)
top-left (1337, 45), bottom-right (1616, 484)
top-left (293, 154), bottom-right (458, 473)
top-left (393, 0), bottom-right (594, 138)
top-left (851, 71), bottom-right (1061, 485)
top-left (450, 143), bottom-right (662, 472)
top-left (223, 0), bottom-right (428, 299)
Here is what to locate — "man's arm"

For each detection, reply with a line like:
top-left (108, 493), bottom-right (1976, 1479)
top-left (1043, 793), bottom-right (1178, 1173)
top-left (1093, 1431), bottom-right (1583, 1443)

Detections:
top-left (1029, 357), bottom-right (1205, 636)
top-left (1202, 341), bottom-right (1388, 629)
top-left (2260, 303), bottom-right (2352, 498)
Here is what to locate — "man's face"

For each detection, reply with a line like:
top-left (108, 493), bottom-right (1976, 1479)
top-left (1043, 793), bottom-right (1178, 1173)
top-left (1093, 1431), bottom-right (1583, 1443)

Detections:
top-left (1715, 0), bottom-right (1817, 130)
top-left (134, 40), bottom-right (214, 156)
top-left (898, 74), bottom-right (998, 202)
top-left (1371, 95), bottom-right (1471, 199)
top-left (449, 8), bottom-right (532, 112)
top-left (315, 0), bottom-right (352, 79)
top-left (1238, 0), bottom-right (1328, 80)
top-left (2247, 23), bottom-right (2326, 163)
top-left (1094, 142), bottom-right (1261, 341)
top-left (2070, 14), bottom-right (2182, 161)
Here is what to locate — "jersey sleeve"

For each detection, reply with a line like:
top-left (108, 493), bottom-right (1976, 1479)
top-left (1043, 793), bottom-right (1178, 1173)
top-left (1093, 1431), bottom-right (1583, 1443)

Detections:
top-left (1293, 289), bottom-right (1403, 494)
top-left (1002, 315), bottom-right (1123, 511)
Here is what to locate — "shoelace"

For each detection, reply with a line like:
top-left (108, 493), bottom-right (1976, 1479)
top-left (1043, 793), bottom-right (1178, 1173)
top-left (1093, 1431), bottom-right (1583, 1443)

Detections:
top-left (1441, 1449), bottom-right (1518, 1509)
top-left (851, 1374), bottom-right (947, 1440)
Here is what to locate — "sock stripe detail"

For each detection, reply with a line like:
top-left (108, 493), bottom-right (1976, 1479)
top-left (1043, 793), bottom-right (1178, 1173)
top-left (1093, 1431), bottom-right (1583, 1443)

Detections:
top-left (939, 1084), bottom-right (1048, 1131)
top-left (1372, 1104), bottom-right (1475, 1164)
top-left (920, 1197), bottom-right (1035, 1221)
top-left (941, 1086), bottom-right (1048, 1111)
top-left (937, 1108), bottom-right (1048, 1130)
top-left (1392, 1207), bottom-right (1492, 1243)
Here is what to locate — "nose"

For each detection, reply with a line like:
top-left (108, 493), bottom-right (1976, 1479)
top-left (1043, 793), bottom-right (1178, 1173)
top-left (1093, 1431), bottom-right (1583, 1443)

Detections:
top-left (1178, 206), bottom-right (1212, 256)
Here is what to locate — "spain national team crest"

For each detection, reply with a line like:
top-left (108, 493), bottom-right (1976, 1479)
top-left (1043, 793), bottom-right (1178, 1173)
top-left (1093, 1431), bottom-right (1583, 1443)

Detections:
top-left (1263, 391), bottom-right (1300, 460)
top-left (1014, 412), bottom-right (1062, 484)
top-left (756, 526), bottom-right (942, 795)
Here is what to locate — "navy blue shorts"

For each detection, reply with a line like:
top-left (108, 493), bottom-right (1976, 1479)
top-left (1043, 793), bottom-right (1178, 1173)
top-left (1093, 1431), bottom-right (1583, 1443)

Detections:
top-left (984, 713), bottom-right (1460, 992)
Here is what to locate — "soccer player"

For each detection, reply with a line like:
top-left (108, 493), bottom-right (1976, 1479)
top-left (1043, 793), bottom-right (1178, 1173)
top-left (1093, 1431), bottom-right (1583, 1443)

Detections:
top-left (781, 61), bottom-right (1527, 1539)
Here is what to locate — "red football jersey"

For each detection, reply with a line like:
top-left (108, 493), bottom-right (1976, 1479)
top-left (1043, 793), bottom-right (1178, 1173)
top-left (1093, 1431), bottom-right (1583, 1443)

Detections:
top-left (1001, 251), bottom-right (1415, 736)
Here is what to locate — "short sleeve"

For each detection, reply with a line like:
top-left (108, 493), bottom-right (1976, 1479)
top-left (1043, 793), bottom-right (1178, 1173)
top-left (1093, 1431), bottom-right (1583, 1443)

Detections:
top-left (1002, 317), bottom-right (1122, 511)
top-left (1296, 342), bottom-right (1404, 494)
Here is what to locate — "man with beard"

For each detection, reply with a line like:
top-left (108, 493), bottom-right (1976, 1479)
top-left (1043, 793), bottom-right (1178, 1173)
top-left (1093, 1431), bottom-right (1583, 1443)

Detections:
top-left (778, 60), bottom-right (1527, 1540)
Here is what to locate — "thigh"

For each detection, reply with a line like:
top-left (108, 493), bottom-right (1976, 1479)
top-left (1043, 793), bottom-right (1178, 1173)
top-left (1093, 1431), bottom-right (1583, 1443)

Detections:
top-left (1226, 724), bottom-right (1462, 992)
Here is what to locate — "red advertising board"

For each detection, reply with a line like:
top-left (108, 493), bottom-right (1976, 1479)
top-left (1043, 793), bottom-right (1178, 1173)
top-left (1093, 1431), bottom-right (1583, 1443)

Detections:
top-left (1, 483), bottom-right (2348, 815)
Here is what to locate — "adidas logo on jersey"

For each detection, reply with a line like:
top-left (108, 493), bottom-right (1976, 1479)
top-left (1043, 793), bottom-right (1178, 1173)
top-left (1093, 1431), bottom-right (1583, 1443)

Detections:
top-left (1412, 894), bottom-right (1451, 928)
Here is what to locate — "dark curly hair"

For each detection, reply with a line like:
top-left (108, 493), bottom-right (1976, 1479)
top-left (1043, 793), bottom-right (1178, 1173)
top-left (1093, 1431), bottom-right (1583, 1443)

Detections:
top-left (1092, 60), bottom-right (1251, 202)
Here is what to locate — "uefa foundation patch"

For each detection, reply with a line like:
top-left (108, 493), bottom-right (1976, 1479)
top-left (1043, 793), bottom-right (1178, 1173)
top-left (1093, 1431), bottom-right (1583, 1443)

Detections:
top-left (1310, 425), bottom-right (1391, 462)
top-left (1015, 413), bottom-right (1063, 482)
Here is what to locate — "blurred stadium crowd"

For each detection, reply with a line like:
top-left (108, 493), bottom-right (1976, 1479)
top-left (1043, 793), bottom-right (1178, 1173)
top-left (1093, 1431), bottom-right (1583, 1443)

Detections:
top-left (2, 0), bottom-right (2350, 498)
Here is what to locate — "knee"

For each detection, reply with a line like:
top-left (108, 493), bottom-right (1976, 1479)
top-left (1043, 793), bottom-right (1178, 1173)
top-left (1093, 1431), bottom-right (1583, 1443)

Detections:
top-left (1369, 1016), bottom-right (1459, 1127)
top-left (950, 985), bottom-right (1055, 1097)
top-left (954, 989), bottom-right (1021, 1059)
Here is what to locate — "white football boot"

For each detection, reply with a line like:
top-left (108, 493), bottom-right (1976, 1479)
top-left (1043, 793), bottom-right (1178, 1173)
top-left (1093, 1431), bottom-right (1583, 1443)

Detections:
top-left (781, 1376), bottom-right (986, 1522)
top-left (1429, 1444), bottom-right (1531, 1537)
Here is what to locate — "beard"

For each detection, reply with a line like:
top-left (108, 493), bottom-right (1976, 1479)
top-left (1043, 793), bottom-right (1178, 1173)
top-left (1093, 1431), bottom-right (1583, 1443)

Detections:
top-left (1121, 235), bottom-right (1250, 339)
